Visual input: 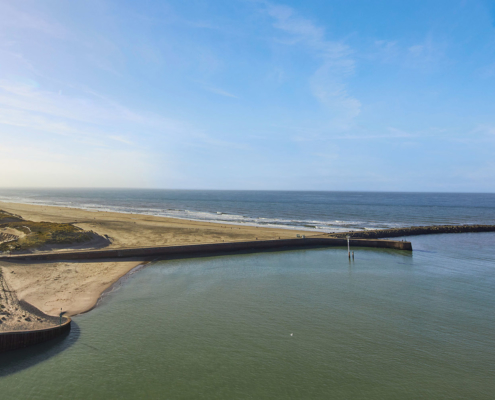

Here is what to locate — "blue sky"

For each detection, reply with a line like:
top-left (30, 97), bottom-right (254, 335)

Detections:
top-left (0, 0), bottom-right (494, 191)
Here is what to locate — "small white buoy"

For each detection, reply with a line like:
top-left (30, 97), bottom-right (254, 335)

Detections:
top-left (290, 333), bottom-right (293, 336)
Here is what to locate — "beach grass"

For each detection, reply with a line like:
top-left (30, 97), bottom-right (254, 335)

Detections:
top-left (0, 210), bottom-right (23, 224)
top-left (0, 210), bottom-right (92, 252)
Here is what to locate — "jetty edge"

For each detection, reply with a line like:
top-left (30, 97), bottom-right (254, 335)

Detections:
top-left (3, 224), bottom-right (495, 263)
top-left (0, 237), bottom-right (412, 262)
top-left (0, 301), bottom-right (71, 353)
top-left (330, 224), bottom-right (495, 239)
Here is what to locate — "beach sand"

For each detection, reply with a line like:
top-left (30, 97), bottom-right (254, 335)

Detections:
top-left (0, 201), bottom-right (316, 323)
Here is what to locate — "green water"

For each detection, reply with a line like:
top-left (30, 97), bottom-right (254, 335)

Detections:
top-left (1, 233), bottom-right (494, 399)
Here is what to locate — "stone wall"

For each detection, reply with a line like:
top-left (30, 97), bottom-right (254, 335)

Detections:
top-left (0, 318), bottom-right (71, 353)
top-left (331, 224), bottom-right (495, 239)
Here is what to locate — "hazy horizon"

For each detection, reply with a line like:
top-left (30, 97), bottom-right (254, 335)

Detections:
top-left (1, 187), bottom-right (495, 194)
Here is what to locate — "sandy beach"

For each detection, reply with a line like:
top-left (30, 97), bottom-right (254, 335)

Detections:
top-left (0, 201), bottom-right (315, 323)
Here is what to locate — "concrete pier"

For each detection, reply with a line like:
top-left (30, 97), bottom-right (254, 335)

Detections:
top-left (0, 237), bottom-right (412, 262)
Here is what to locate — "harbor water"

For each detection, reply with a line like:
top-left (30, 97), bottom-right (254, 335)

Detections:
top-left (0, 232), bottom-right (494, 399)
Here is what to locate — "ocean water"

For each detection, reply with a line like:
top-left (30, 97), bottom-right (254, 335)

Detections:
top-left (1, 190), bottom-right (494, 398)
top-left (0, 233), bottom-right (494, 399)
top-left (0, 189), bottom-right (494, 232)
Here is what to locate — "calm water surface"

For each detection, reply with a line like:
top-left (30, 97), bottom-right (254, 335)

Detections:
top-left (0, 233), bottom-right (494, 399)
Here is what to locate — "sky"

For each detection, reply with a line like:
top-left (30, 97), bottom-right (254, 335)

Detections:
top-left (0, 0), bottom-right (494, 192)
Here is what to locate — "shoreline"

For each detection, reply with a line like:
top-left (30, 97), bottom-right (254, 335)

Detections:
top-left (0, 200), bottom-right (318, 249)
top-left (0, 200), bottom-right (315, 323)
top-left (0, 198), bottom-right (380, 233)
top-left (2, 199), bottom-right (494, 332)
top-left (94, 262), bottom-right (151, 311)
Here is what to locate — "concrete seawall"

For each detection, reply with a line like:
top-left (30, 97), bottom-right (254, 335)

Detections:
top-left (0, 238), bottom-right (412, 262)
top-left (0, 318), bottom-right (71, 353)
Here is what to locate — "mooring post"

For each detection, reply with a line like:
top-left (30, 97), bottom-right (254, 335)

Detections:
top-left (352, 251), bottom-right (354, 260)
top-left (346, 235), bottom-right (351, 259)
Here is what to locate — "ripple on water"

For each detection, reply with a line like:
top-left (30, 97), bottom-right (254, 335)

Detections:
top-left (0, 233), bottom-right (494, 399)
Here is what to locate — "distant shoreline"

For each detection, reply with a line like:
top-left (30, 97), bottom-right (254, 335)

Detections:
top-left (0, 193), bottom-right (403, 234)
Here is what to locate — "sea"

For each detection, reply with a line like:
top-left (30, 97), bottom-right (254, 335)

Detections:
top-left (0, 188), bottom-right (494, 232)
top-left (0, 189), bottom-right (494, 399)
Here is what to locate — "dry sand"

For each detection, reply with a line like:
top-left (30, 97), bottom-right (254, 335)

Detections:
top-left (0, 268), bottom-right (57, 331)
top-left (2, 259), bottom-right (146, 318)
top-left (0, 201), bottom-right (317, 327)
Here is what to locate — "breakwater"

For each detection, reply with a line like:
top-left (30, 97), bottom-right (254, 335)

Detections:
top-left (332, 224), bottom-right (495, 239)
top-left (0, 237), bottom-right (412, 262)
top-left (0, 303), bottom-right (71, 353)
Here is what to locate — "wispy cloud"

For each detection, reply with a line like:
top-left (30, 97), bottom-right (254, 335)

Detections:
top-left (203, 85), bottom-right (239, 98)
top-left (470, 125), bottom-right (495, 136)
top-left (260, 1), bottom-right (361, 128)
top-left (370, 36), bottom-right (446, 71)
top-left (0, 79), bottom-right (187, 141)
top-left (386, 127), bottom-right (414, 138)
top-left (331, 127), bottom-right (415, 140)
top-left (280, 124), bottom-right (415, 142)
top-left (0, 74), bottom-right (252, 179)
top-left (109, 135), bottom-right (134, 145)
top-left (406, 37), bottom-right (445, 70)
top-left (372, 40), bottom-right (400, 63)
top-left (0, 2), bottom-right (66, 37)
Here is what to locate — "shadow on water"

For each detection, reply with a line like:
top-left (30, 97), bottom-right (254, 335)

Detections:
top-left (0, 321), bottom-right (80, 377)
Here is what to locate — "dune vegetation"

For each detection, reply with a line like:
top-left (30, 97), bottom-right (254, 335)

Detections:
top-left (0, 210), bottom-right (92, 253)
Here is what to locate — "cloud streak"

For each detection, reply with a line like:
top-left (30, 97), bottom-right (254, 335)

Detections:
top-left (0, 79), bottom-right (190, 142)
top-left (0, 2), bottom-right (66, 37)
top-left (261, 1), bottom-right (361, 127)
top-left (202, 85), bottom-right (239, 98)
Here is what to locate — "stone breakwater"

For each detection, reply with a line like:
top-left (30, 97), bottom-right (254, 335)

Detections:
top-left (0, 269), bottom-right (71, 352)
top-left (0, 316), bottom-right (71, 353)
top-left (331, 224), bottom-right (495, 239)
